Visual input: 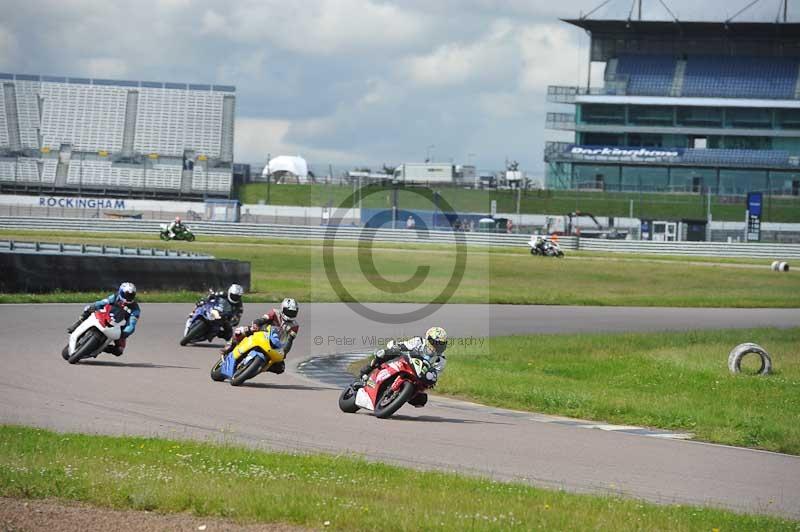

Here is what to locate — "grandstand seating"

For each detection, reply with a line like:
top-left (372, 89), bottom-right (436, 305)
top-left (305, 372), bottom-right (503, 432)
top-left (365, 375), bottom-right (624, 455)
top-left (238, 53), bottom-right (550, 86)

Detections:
top-left (67, 159), bottom-right (113, 186)
top-left (40, 82), bottom-right (127, 152)
top-left (145, 162), bottom-right (182, 190)
top-left (0, 90), bottom-right (8, 146)
top-left (683, 56), bottom-right (798, 99)
top-left (612, 55), bottom-right (800, 99)
top-left (134, 87), bottom-right (224, 158)
top-left (41, 159), bottom-right (57, 183)
top-left (683, 148), bottom-right (791, 167)
top-left (0, 74), bottom-right (235, 197)
top-left (0, 159), bottom-right (15, 181)
top-left (616, 55), bottom-right (676, 96)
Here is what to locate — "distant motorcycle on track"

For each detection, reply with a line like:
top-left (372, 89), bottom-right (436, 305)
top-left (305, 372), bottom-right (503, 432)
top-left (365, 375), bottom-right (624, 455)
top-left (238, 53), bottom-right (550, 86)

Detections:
top-left (529, 236), bottom-right (564, 257)
top-left (159, 224), bottom-right (195, 241)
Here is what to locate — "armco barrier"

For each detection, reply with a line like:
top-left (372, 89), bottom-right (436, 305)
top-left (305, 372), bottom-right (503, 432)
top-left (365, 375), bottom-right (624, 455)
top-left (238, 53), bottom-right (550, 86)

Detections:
top-left (1, 216), bottom-right (798, 258)
top-left (0, 216), bottom-right (548, 249)
top-left (1, 252), bottom-right (250, 294)
top-left (576, 239), bottom-right (800, 259)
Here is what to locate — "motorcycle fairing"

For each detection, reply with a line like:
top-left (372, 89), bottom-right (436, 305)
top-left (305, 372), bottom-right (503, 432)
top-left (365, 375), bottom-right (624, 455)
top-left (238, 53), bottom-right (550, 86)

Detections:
top-left (68, 305), bottom-right (122, 355)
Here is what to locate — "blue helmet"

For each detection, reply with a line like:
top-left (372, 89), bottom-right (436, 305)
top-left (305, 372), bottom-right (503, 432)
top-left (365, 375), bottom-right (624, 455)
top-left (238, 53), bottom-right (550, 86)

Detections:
top-left (117, 282), bottom-right (137, 303)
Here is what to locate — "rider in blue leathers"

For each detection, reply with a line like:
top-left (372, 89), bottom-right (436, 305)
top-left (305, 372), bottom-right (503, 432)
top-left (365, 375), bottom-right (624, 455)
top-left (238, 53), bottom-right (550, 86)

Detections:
top-left (67, 282), bottom-right (141, 356)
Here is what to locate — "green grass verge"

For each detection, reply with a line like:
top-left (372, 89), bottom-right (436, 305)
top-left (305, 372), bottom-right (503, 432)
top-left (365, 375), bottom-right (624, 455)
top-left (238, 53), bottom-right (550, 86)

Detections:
top-left (438, 328), bottom-right (800, 454)
top-left (1, 230), bottom-right (798, 307)
top-left (0, 426), bottom-right (794, 530)
top-left (237, 183), bottom-right (800, 223)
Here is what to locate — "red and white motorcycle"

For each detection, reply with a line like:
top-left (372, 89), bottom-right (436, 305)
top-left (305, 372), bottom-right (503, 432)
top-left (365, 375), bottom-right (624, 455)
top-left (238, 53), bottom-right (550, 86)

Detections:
top-left (338, 353), bottom-right (436, 419)
top-left (61, 304), bottom-right (125, 364)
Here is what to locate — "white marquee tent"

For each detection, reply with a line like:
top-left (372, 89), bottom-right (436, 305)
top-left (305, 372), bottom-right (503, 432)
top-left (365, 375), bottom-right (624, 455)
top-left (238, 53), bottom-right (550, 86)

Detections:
top-left (261, 156), bottom-right (309, 182)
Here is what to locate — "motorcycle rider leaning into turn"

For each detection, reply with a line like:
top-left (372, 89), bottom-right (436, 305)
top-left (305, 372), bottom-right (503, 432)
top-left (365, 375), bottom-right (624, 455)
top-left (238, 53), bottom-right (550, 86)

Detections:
top-left (219, 298), bottom-right (300, 375)
top-left (190, 284), bottom-right (244, 341)
top-left (67, 282), bottom-right (141, 356)
top-left (358, 326), bottom-right (448, 408)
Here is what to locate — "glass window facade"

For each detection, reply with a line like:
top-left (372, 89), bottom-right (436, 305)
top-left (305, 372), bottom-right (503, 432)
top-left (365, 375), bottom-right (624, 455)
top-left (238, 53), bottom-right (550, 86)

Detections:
top-left (719, 169), bottom-right (767, 194)
top-left (676, 106), bottom-right (723, 127)
top-left (621, 166), bottom-right (668, 191)
top-left (769, 171), bottom-right (800, 194)
top-left (725, 108), bottom-right (772, 128)
top-left (628, 105), bottom-right (673, 126)
top-left (580, 104), bottom-right (625, 124)
top-left (573, 164), bottom-right (620, 189)
top-left (670, 168), bottom-right (718, 192)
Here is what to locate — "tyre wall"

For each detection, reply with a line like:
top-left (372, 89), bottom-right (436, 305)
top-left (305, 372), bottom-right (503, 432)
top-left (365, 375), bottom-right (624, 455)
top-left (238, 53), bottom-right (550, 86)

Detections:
top-left (0, 253), bottom-right (251, 293)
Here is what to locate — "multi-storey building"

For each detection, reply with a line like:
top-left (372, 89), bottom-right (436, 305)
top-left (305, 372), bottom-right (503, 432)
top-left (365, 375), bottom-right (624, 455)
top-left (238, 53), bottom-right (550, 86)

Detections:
top-left (545, 19), bottom-right (800, 197)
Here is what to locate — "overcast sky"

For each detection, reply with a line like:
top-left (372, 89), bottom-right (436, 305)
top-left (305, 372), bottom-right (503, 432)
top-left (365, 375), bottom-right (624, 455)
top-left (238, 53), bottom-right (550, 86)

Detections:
top-left (1, 0), bottom-right (794, 173)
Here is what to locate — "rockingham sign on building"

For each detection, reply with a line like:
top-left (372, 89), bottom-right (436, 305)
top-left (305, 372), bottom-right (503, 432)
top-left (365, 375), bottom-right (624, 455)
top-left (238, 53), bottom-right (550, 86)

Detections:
top-left (38, 196), bottom-right (128, 209)
top-left (0, 194), bottom-right (200, 213)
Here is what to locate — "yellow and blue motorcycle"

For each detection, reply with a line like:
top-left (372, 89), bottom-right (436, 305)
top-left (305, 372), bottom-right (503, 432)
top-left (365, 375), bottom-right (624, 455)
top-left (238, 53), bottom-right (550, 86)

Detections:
top-left (210, 325), bottom-right (285, 386)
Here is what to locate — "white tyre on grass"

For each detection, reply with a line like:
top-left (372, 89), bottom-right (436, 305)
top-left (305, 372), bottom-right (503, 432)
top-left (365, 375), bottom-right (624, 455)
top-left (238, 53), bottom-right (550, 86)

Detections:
top-left (728, 343), bottom-right (772, 376)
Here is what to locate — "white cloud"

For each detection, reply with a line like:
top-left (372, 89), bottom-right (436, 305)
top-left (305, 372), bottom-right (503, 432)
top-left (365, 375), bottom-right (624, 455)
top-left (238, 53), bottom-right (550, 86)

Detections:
top-left (235, 117), bottom-right (363, 165)
top-left (201, 9), bottom-right (229, 36)
top-left (219, 0), bottom-right (431, 55)
top-left (518, 23), bottom-right (583, 90)
top-left (404, 20), bottom-right (517, 87)
top-left (79, 57), bottom-right (128, 78)
top-left (0, 25), bottom-right (18, 65)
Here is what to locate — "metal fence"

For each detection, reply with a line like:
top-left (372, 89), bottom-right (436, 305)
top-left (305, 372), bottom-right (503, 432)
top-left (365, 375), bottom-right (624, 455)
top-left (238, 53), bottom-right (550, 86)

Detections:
top-left (1, 216), bottom-right (799, 258)
top-left (0, 239), bottom-right (211, 259)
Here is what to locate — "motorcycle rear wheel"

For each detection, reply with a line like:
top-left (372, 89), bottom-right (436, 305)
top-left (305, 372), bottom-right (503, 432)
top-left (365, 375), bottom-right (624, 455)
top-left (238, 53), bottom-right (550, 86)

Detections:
top-left (230, 356), bottom-right (265, 386)
top-left (338, 385), bottom-right (360, 413)
top-left (375, 380), bottom-right (416, 419)
top-left (68, 330), bottom-right (104, 364)
top-left (180, 320), bottom-right (208, 346)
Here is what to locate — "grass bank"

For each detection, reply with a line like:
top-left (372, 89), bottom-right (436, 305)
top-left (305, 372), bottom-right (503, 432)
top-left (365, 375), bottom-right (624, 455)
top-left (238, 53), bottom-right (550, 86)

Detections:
top-left (438, 327), bottom-right (800, 454)
top-left (0, 426), bottom-right (794, 531)
top-left (1, 230), bottom-right (798, 307)
top-left (237, 183), bottom-right (800, 223)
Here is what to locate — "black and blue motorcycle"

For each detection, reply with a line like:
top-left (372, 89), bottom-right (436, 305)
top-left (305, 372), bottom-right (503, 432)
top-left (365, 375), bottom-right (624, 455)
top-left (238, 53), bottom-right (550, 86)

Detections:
top-left (180, 295), bottom-right (234, 346)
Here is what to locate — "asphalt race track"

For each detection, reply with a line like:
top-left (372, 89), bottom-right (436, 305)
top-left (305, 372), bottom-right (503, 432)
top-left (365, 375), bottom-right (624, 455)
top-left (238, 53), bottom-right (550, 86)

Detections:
top-left (1, 303), bottom-right (799, 518)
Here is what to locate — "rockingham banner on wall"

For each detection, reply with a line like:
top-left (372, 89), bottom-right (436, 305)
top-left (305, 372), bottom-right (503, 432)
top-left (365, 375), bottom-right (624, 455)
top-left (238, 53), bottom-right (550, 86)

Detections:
top-left (567, 145), bottom-right (683, 163)
top-left (0, 194), bottom-right (202, 213)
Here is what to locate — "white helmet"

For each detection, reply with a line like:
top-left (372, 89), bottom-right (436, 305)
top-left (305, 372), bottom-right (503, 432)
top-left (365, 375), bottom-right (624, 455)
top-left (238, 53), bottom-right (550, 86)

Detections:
top-left (280, 297), bottom-right (298, 321)
top-left (227, 284), bottom-right (244, 304)
top-left (117, 282), bottom-right (137, 303)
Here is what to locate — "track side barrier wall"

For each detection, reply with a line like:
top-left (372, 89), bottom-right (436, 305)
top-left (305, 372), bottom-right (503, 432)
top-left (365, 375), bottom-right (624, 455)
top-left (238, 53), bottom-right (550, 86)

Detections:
top-left (0, 253), bottom-right (250, 293)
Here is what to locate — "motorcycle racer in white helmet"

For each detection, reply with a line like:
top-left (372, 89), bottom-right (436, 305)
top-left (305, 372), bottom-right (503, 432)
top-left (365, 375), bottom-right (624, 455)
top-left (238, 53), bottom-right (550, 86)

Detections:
top-left (357, 326), bottom-right (448, 408)
top-left (190, 284), bottom-right (244, 340)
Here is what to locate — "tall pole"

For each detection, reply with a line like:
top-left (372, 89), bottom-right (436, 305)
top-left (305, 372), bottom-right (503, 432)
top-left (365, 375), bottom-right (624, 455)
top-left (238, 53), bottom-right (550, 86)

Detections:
top-left (266, 153), bottom-right (271, 205)
top-left (638, 0), bottom-right (642, 20)
top-left (784, 0), bottom-right (788, 22)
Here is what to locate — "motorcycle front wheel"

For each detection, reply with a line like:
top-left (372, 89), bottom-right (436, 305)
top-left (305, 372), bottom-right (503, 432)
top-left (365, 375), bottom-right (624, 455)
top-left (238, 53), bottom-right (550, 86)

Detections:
top-left (338, 385), bottom-right (360, 413)
top-left (374, 379), bottom-right (416, 419)
top-left (186, 232), bottom-right (196, 242)
top-left (230, 356), bottom-right (265, 386)
top-left (159, 232), bottom-right (170, 241)
top-left (210, 358), bottom-right (225, 382)
top-left (68, 330), bottom-right (104, 364)
top-left (180, 320), bottom-right (208, 346)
